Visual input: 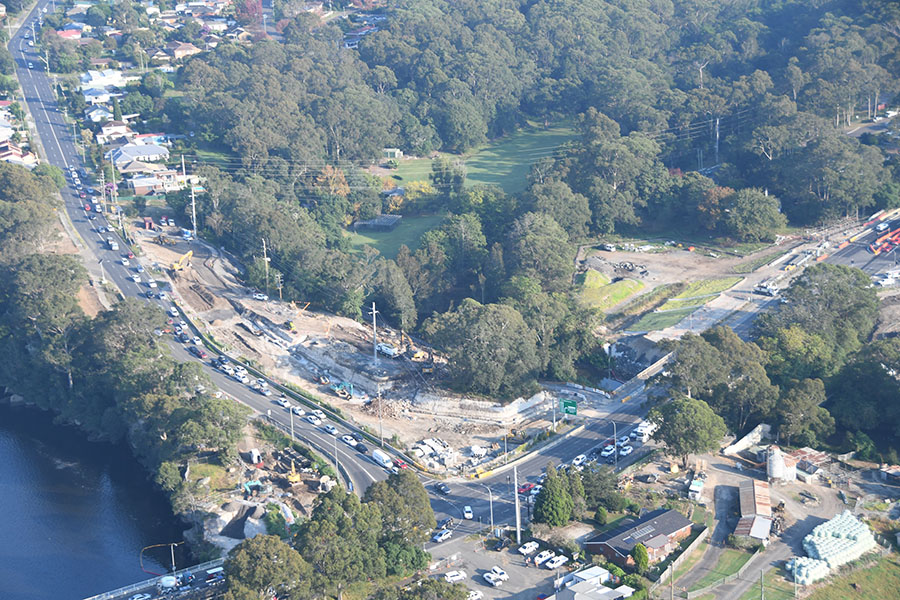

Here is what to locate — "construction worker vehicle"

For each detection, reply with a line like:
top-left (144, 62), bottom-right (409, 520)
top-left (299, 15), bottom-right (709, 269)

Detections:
top-left (170, 250), bottom-right (193, 273)
top-left (156, 234), bottom-right (177, 246)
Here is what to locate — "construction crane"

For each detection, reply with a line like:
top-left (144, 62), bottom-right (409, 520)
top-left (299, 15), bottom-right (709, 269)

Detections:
top-left (170, 250), bottom-right (193, 273)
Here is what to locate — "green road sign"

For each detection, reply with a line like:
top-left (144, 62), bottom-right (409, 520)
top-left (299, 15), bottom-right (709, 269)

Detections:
top-left (560, 398), bottom-right (577, 416)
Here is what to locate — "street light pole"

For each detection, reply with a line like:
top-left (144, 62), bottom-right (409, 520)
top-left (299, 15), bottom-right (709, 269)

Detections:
top-left (478, 483), bottom-right (494, 537)
top-left (613, 420), bottom-right (618, 471)
top-left (289, 401), bottom-right (294, 442)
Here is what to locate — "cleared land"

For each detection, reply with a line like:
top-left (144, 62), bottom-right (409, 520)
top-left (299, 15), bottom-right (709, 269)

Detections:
top-left (346, 214), bottom-right (445, 258)
top-left (630, 307), bottom-right (697, 331)
top-left (673, 277), bottom-right (743, 298)
top-left (388, 121), bottom-right (576, 194)
top-left (578, 270), bottom-right (645, 311)
top-left (732, 248), bottom-right (791, 273)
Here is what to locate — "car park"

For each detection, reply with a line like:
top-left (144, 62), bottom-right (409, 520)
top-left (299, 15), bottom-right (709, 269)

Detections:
top-left (518, 541), bottom-right (539, 555)
top-left (545, 555), bottom-right (569, 569)
top-left (305, 414), bottom-right (321, 425)
top-left (443, 570), bottom-right (465, 583)
top-left (482, 572), bottom-right (502, 587)
top-left (534, 550), bottom-right (555, 565)
top-left (432, 529), bottom-right (452, 543)
top-left (436, 482), bottom-right (451, 495)
top-left (340, 434), bottom-right (357, 447)
top-left (463, 505), bottom-right (473, 519)
top-left (323, 424), bottom-right (338, 435)
top-left (490, 566), bottom-right (509, 581)
top-left (572, 454), bottom-right (587, 467)
top-left (619, 445), bottom-right (634, 457)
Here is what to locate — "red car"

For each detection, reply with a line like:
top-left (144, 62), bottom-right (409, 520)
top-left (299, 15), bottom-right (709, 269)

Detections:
top-left (518, 483), bottom-right (536, 495)
top-left (393, 458), bottom-right (408, 470)
top-left (84, 203), bottom-right (91, 211)
top-left (127, 251), bottom-right (134, 259)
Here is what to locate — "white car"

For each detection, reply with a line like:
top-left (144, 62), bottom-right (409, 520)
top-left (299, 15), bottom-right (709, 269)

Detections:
top-left (534, 550), bottom-right (555, 566)
top-left (131, 274), bottom-right (141, 283)
top-left (323, 424), bottom-right (338, 435)
top-left (168, 307), bottom-right (178, 317)
top-left (311, 409), bottom-right (325, 420)
top-left (291, 405), bottom-right (304, 416)
top-left (616, 436), bottom-right (630, 447)
top-left (572, 454), bottom-right (587, 467)
top-left (178, 320), bottom-right (187, 329)
top-left (518, 541), bottom-right (539, 555)
top-left (27, 62), bottom-right (33, 68)
top-left (158, 292), bottom-right (168, 300)
top-left (233, 373), bottom-right (250, 384)
top-left (489, 566), bottom-right (509, 581)
top-left (600, 445), bottom-right (617, 458)
top-left (619, 445), bottom-right (634, 457)
top-left (530, 485), bottom-right (543, 496)
top-left (255, 378), bottom-right (268, 388)
top-left (463, 505), bottom-right (473, 519)
top-left (276, 397), bottom-right (290, 408)
top-left (192, 336), bottom-right (201, 345)
top-left (258, 387), bottom-right (273, 397)
top-left (305, 414), bottom-right (322, 425)
top-left (466, 591), bottom-right (483, 600)
top-left (340, 434), bottom-right (357, 447)
top-left (136, 265), bottom-right (144, 273)
top-left (545, 555), bottom-right (569, 570)
top-left (482, 572), bottom-right (502, 587)
top-left (121, 258), bottom-right (130, 266)
top-left (252, 292), bottom-right (268, 301)
top-left (443, 570), bottom-right (466, 583)
top-left (432, 529), bottom-right (452, 543)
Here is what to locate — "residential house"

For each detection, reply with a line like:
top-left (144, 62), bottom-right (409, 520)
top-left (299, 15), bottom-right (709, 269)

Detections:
top-left (224, 26), bottom-right (252, 42)
top-left (0, 117), bottom-right (14, 143)
top-left (166, 41), bottom-right (202, 60)
top-left (79, 69), bottom-right (128, 90)
top-left (83, 88), bottom-right (124, 105)
top-left (96, 121), bottom-right (137, 145)
top-left (201, 34), bottom-right (222, 49)
top-left (148, 48), bottom-right (172, 64)
top-left (0, 140), bottom-right (39, 168)
top-left (553, 580), bottom-right (634, 600)
top-left (585, 509), bottom-right (693, 567)
top-left (130, 175), bottom-right (164, 195)
top-left (62, 22), bottom-right (91, 34)
top-left (56, 29), bottom-right (82, 40)
top-left (734, 479), bottom-right (772, 543)
top-left (119, 160), bottom-right (166, 175)
top-left (106, 143), bottom-right (170, 167)
top-left (383, 147), bottom-right (403, 159)
top-left (197, 16), bottom-right (228, 32)
top-left (133, 133), bottom-right (167, 145)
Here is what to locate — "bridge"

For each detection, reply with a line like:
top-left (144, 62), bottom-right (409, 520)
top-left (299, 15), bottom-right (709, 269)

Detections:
top-left (82, 558), bottom-right (226, 600)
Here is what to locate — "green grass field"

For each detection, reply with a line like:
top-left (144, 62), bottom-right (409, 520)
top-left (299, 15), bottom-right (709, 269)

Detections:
top-left (673, 277), bottom-right (743, 299)
top-left (345, 214), bottom-right (445, 258)
top-left (387, 121), bottom-right (576, 194)
top-left (738, 568), bottom-right (798, 600)
top-left (578, 270), bottom-right (645, 311)
top-left (689, 549), bottom-right (755, 591)
top-left (805, 557), bottom-right (900, 600)
top-left (629, 307), bottom-right (698, 331)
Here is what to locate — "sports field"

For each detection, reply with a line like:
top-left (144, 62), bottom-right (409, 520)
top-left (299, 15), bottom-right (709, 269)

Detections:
top-left (346, 214), bottom-right (445, 259)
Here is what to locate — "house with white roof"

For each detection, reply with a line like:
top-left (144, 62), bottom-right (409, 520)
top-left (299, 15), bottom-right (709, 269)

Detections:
top-left (79, 69), bottom-right (128, 90)
top-left (106, 143), bottom-right (170, 167)
top-left (85, 105), bottom-right (114, 123)
top-left (83, 88), bottom-right (124, 105)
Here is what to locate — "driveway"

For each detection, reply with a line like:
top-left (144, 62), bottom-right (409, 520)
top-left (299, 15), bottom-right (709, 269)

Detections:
top-left (675, 484), bottom-right (738, 590)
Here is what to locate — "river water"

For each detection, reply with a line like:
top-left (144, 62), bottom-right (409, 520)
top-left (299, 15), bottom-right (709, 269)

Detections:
top-left (0, 403), bottom-right (191, 600)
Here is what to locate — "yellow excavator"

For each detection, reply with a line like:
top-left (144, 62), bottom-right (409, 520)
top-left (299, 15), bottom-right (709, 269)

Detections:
top-left (170, 250), bottom-right (193, 273)
top-left (287, 459), bottom-right (302, 485)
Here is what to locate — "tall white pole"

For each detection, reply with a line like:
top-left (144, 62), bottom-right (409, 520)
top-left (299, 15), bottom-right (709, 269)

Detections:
top-left (289, 404), bottom-right (294, 441)
top-left (513, 466), bottom-right (522, 544)
top-left (614, 421), bottom-right (618, 471)
top-left (371, 301), bottom-right (378, 362)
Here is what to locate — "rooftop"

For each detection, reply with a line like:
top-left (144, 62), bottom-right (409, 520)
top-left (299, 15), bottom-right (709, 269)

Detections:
top-left (739, 479), bottom-right (771, 518)
top-left (587, 508), bottom-right (692, 558)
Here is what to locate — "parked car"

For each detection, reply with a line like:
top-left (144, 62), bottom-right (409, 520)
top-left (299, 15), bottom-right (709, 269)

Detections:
top-left (517, 482), bottom-right (535, 495)
top-left (530, 485), bottom-right (543, 496)
top-left (432, 529), bottom-right (452, 543)
top-left (494, 537), bottom-right (512, 551)
top-left (518, 541), bottom-right (539, 555)
top-left (534, 550), bottom-right (555, 566)
top-left (545, 555), bottom-right (569, 570)
top-left (489, 566), bottom-right (509, 581)
top-left (437, 517), bottom-right (454, 530)
top-left (482, 572), bottom-right (502, 587)
top-left (443, 570), bottom-right (465, 583)
top-left (466, 591), bottom-right (483, 600)
top-left (252, 292), bottom-right (268, 301)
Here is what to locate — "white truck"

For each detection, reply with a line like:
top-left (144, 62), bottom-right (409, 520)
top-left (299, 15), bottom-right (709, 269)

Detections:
top-left (372, 448), bottom-right (393, 469)
top-left (632, 420), bottom-right (658, 443)
top-left (376, 343), bottom-right (401, 359)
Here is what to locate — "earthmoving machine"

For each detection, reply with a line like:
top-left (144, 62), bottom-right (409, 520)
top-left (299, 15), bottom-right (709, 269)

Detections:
top-left (169, 250), bottom-right (193, 274)
top-left (287, 459), bottom-right (302, 485)
top-left (330, 381), bottom-right (353, 398)
top-left (156, 234), bottom-right (177, 246)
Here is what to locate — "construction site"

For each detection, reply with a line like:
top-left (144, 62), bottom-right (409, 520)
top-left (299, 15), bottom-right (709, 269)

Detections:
top-left (131, 224), bottom-right (558, 470)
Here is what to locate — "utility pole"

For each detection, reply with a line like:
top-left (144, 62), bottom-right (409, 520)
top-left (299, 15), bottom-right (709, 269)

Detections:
top-left (289, 400), bottom-right (294, 442)
top-left (261, 238), bottom-right (269, 297)
top-left (99, 169), bottom-right (107, 214)
top-left (98, 259), bottom-right (106, 284)
top-left (760, 569), bottom-right (765, 600)
top-left (513, 466), bottom-right (522, 544)
top-left (714, 117), bottom-right (720, 165)
top-left (369, 302), bottom-right (379, 363)
top-left (275, 273), bottom-right (283, 301)
top-left (182, 155), bottom-right (196, 238)
top-left (377, 384), bottom-right (383, 447)
top-left (169, 543), bottom-right (177, 573)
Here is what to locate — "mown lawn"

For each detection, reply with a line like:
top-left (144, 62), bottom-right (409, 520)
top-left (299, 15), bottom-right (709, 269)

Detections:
top-left (738, 567), bottom-right (797, 600)
top-left (345, 214), bottom-right (445, 258)
top-left (688, 548), bottom-right (755, 591)
top-left (578, 270), bottom-right (645, 311)
top-left (629, 307), bottom-right (697, 331)
top-left (387, 120), bottom-right (576, 194)
top-left (673, 277), bottom-right (743, 299)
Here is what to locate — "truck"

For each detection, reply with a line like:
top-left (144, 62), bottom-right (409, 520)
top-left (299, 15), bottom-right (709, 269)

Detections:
top-left (106, 237), bottom-right (118, 251)
top-left (372, 448), bottom-right (393, 469)
top-left (181, 228), bottom-right (192, 240)
top-left (376, 342), bottom-right (401, 358)
top-left (632, 420), bottom-right (658, 443)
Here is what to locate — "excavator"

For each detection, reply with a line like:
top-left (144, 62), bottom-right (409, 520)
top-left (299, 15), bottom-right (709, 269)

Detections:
top-left (287, 459), bottom-right (302, 485)
top-left (169, 250), bottom-right (193, 274)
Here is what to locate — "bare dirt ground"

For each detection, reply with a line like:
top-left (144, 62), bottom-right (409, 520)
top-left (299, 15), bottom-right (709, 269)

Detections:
top-left (132, 229), bottom-right (521, 454)
top-left (875, 288), bottom-right (900, 338)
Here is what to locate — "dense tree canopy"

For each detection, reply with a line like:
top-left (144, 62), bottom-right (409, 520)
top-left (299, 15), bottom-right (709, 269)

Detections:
top-left (649, 397), bottom-right (727, 467)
